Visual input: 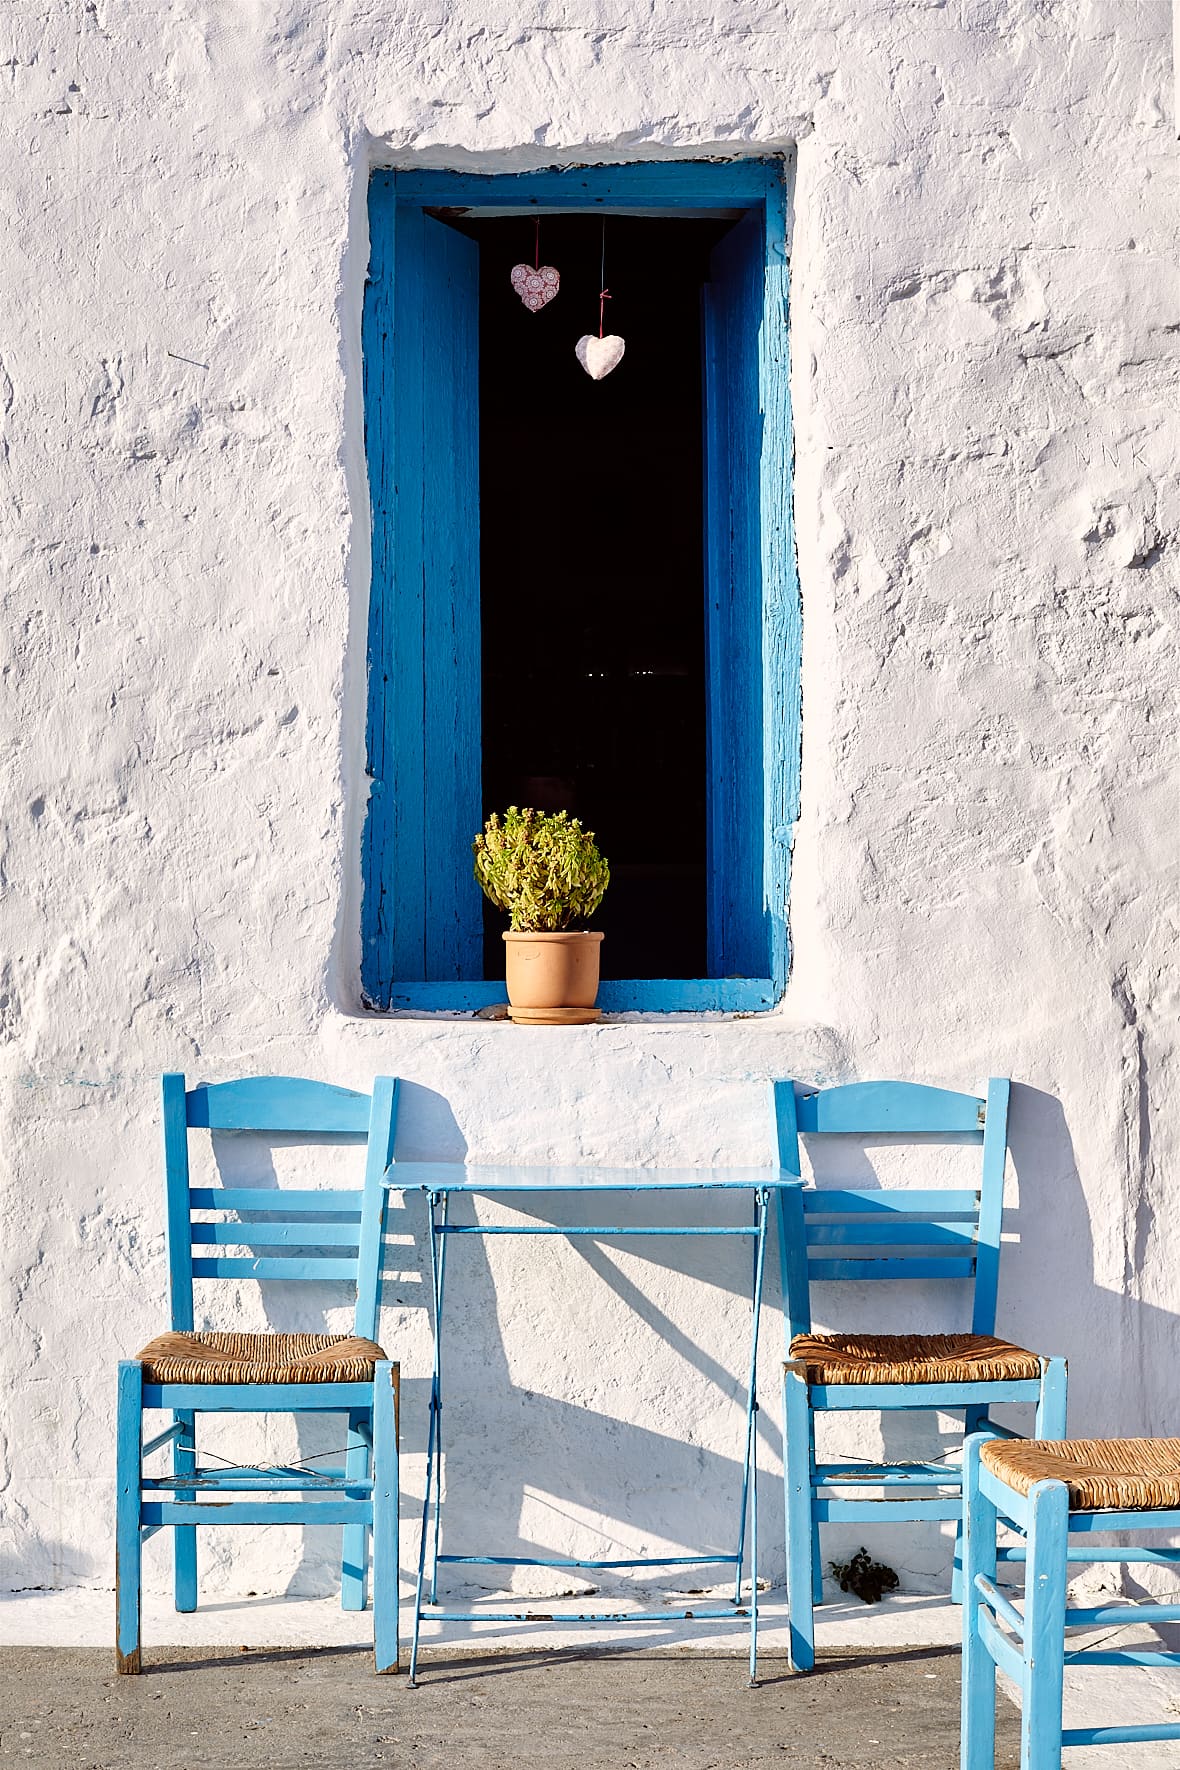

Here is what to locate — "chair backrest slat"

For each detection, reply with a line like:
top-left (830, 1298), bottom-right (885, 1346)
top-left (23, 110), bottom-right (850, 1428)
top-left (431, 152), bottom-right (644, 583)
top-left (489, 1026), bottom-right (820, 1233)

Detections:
top-left (190, 1221), bottom-right (363, 1248)
top-left (804, 1220), bottom-right (977, 1247)
top-left (802, 1188), bottom-right (980, 1218)
top-left (161, 1073), bottom-right (399, 1337)
top-left (191, 1257), bottom-right (362, 1282)
top-left (807, 1257), bottom-right (977, 1284)
top-left (185, 1077), bottom-right (373, 1134)
top-left (188, 1187), bottom-right (365, 1213)
top-left (795, 1080), bottom-right (984, 1136)
top-left (771, 1077), bottom-right (1010, 1343)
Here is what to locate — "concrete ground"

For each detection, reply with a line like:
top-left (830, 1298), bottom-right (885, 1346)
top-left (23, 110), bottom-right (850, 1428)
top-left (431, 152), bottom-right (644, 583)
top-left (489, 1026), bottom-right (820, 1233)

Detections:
top-left (2, 1593), bottom-right (1178, 1768)
top-left (0, 1642), bottom-right (1016, 1770)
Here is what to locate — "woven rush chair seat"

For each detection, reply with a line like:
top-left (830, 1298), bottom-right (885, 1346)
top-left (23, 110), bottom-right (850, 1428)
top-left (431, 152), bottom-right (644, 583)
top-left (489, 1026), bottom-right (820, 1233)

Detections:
top-left (981, 1435), bottom-right (1180, 1510)
top-left (135, 1330), bottom-right (387, 1385)
top-left (788, 1331), bottom-right (1044, 1386)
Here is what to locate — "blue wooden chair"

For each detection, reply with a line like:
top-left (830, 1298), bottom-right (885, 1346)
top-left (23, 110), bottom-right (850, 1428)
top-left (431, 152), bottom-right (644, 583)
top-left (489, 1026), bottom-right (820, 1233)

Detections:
top-left (772, 1077), bottom-right (1067, 1671)
top-left (115, 1074), bottom-right (400, 1674)
top-left (963, 1431), bottom-right (1180, 1768)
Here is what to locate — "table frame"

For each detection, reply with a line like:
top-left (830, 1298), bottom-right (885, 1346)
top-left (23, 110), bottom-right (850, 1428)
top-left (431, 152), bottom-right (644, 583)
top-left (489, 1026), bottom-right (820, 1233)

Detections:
top-left (385, 1164), bottom-right (797, 1685)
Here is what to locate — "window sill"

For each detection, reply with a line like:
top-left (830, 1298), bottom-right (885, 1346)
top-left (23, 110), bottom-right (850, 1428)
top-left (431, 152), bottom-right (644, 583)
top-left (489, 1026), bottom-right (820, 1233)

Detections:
top-left (370, 979), bottom-right (779, 1015)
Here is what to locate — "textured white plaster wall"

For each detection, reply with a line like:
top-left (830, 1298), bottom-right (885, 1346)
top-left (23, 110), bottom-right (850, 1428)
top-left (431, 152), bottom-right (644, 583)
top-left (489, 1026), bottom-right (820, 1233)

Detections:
top-left (0, 0), bottom-right (1176, 1606)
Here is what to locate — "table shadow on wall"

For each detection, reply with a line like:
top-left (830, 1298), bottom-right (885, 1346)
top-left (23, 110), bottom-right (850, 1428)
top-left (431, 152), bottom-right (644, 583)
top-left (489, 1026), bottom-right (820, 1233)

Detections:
top-left (392, 1177), bottom-right (778, 1607)
top-left (392, 1081), bottom-right (1180, 1609)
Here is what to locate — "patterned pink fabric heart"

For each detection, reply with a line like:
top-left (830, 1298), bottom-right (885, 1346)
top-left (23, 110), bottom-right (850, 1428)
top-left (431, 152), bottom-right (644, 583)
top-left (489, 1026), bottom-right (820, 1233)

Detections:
top-left (510, 263), bottom-right (560, 312)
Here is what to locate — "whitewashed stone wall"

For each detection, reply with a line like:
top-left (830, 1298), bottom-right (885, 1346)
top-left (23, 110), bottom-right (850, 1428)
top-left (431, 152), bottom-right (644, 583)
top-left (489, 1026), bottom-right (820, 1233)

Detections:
top-left (0, 0), bottom-right (1176, 1603)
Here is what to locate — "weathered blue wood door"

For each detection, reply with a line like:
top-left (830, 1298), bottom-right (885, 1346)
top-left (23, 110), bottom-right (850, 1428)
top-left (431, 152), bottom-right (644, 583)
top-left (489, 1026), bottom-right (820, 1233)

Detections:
top-left (362, 187), bottom-right (481, 1006)
top-left (702, 197), bottom-right (793, 988)
top-left (703, 209), bottom-right (764, 981)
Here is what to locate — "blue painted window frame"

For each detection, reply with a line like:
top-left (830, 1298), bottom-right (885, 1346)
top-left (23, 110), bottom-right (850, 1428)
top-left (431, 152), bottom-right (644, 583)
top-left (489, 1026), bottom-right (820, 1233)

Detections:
top-left (361, 159), bottom-right (800, 1014)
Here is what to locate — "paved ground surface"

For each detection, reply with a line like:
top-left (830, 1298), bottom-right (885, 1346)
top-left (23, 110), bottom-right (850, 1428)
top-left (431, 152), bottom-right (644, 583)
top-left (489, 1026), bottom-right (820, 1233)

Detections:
top-left (0, 1644), bottom-right (1021, 1770)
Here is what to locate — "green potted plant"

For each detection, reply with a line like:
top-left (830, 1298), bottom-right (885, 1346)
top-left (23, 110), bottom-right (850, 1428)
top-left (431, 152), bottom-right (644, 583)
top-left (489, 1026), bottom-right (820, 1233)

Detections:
top-left (473, 807), bottom-right (610, 1022)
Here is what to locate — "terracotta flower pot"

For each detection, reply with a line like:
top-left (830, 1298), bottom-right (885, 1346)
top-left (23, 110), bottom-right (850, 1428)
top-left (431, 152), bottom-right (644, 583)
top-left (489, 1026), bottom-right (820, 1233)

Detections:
top-left (503, 931), bottom-right (604, 1010)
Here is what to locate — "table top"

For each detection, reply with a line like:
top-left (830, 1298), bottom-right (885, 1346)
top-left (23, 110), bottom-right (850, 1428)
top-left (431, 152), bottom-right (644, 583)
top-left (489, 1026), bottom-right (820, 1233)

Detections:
top-left (384, 1162), bottom-right (798, 1193)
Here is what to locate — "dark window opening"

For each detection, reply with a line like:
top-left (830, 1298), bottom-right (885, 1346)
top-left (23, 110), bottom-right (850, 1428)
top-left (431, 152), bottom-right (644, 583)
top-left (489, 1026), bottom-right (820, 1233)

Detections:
top-left (474, 216), bottom-right (730, 981)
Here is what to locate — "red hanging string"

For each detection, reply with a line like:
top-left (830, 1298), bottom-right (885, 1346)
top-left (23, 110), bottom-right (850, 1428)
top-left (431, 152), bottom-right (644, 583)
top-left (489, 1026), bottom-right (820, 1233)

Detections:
top-left (598, 289), bottom-right (611, 339)
top-left (534, 217), bottom-right (540, 271)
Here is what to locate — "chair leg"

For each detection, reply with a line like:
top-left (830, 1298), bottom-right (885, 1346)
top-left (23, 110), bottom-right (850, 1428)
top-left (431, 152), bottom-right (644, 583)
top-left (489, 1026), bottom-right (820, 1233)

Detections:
top-left (783, 1363), bottom-right (816, 1672)
top-left (960, 1436), bottom-right (998, 1770)
top-left (1035, 1358), bottom-right (1068, 1441)
top-left (811, 1519), bottom-right (823, 1605)
top-left (115, 1361), bottom-right (143, 1674)
top-left (173, 1408), bottom-right (197, 1612)
top-left (1021, 1480), bottom-right (1068, 1770)
top-left (342, 1407), bottom-right (371, 1612)
top-left (372, 1361), bottom-right (400, 1674)
top-left (953, 1405), bottom-right (988, 1604)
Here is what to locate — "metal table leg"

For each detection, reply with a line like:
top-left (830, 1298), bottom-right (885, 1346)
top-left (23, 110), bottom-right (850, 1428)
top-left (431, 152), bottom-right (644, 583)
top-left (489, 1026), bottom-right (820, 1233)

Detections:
top-left (409, 1190), bottom-right (445, 1686)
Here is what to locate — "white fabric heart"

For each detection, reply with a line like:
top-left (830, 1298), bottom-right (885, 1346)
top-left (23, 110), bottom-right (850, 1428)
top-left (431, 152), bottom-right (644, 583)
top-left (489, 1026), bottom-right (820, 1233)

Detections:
top-left (511, 263), bottom-right (560, 312)
top-left (576, 334), bottom-right (626, 380)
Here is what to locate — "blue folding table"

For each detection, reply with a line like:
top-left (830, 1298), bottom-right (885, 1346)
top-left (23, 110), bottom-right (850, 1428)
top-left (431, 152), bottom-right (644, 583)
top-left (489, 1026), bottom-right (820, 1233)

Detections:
top-left (385, 1163), bottom-right (798, 1684)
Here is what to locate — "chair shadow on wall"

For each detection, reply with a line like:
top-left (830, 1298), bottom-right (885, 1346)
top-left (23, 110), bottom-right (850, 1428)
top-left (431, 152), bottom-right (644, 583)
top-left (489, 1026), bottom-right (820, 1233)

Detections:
top-left (1005, 1083), bottom-right (1180, 1446)
top-left (196, 1081), bottom-right (451, 1606)
top-left (194, 1134), bottom-right (336, 1604)
top-left (789, 1083), bottom-right (1178, 1594)
top-left (1006, 1084), bottom-right (1180, 1642)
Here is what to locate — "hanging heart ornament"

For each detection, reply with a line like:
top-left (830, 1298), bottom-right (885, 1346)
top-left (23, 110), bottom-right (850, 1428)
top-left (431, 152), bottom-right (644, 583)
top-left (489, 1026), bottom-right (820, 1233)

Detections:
top-left (510, 263), bottom-right (560, 312)
top-left (575, 334), bottom-right (626, 380)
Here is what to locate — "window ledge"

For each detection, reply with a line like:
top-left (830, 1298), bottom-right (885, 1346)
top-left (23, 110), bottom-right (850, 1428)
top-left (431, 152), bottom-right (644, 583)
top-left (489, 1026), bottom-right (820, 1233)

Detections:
top-left (367, 979), bottom-right (778, 1016)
